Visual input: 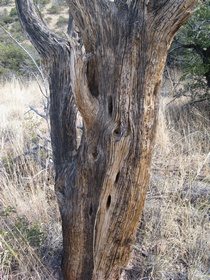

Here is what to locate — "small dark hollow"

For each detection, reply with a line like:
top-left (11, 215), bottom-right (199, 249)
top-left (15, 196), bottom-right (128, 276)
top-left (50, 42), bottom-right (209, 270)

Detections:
top-left (89, 204), bottom-right (93, 217)
top-left (106, 195), bottom-right (111, 210)
top-left (113, 126), bottom-right (121, 136)
top-left (92, 147), bottom-right (98, 160)
top-left (108, 96), bottom-right (113, 116)
top-left (115, 172), bottom-right (120, 183)
top-left (87, 58), bottom-right (99, 98)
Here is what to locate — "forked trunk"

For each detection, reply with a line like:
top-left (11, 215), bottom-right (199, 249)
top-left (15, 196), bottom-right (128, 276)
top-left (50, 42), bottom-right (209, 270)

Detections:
top-left (15, 1), bottom-right (198, 279)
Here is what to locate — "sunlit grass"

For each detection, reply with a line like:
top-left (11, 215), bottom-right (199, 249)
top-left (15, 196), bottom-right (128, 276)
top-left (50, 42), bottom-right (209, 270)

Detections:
top-left (0, 78), bottom-right (61, 279)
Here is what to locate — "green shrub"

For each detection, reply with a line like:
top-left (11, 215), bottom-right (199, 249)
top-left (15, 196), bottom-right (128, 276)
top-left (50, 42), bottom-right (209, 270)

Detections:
top-left (0, 44), bottom-right (28, 72)
top-left (9, 7), bottom-right (18, 18)
top-left (9, 22), bottom-right (24, 40)
top-left (47, 5), bottom-right (61, 14)
top-left (15, 217), bottom-right (44, 247)
top-left (56, 15), bottom-right (68, 28)
top-left (45, 16), bottom-right (52, 24)
top-left (0, 9), bottom-right (14, 25)
top-left (0, 66), bottom-right (6, 76)
top-left (0, 207), bottom-right (45, 274)
top-left (38, 0), bottom-right (50, 6)
top-left (0, 25), bottom-right (24, 47)
top-left (0, 43), bottom-right (40, 78)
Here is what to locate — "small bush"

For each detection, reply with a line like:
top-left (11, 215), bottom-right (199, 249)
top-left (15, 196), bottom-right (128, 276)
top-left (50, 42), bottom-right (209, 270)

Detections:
top-left (9, 7), bottom-right (18, 18)
top-left (0, 9), bottom-right (14, 25)
top-left (56, 16), bottom-right (68, 28)
top-left (0, 25), bottom-right (24, 46)
top-left (0, 208), bottom-right (46, 277)
top-left (39, 0), bottom-right (50, 6)
top-left (0, 43), bottom-right (40, 79)
top-left (47, 5), bottom-right (61, 14)
top-left (9, 21), bottom-right (24, 40)
top-left (0, 44), bottom-right (28, 74)
top-left (0, 44), bottom-right (26, 70)
top-left (45, 16), bottom-right (52, 24)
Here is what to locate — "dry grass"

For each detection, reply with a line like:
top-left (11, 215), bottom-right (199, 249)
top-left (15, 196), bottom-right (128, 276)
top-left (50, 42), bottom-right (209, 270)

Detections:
top-left (0, 79), bottom-right (61, 279)
top-left (0, 78), bottom-right (209, 279)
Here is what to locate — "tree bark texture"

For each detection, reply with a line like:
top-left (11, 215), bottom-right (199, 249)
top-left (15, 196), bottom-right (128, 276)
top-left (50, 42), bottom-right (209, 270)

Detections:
top-left (16, 0), bottom-right (197, 279)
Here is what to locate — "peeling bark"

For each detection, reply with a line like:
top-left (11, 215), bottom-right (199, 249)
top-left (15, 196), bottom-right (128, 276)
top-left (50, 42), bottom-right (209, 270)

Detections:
top-left (15, 0), bottom-right (198, 279)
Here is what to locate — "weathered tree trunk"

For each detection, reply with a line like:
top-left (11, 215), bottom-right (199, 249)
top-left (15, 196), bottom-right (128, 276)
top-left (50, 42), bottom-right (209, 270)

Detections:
top-left (16, 1), bottom-right (197, 279)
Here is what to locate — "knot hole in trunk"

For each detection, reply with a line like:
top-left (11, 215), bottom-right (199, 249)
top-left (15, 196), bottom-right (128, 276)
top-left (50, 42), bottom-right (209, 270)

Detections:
top-left (87, 55), bottom-right (99, 98)
top-left (113, 122), bottom-right (121, 136)
top-left (89, 203), bottom-right (93, 217)
top-left (108, 96), bottom-right (113, 116)
top-left (115, 171), bottom-right (120, 183)
top-left (113, 121), bottom-right (131, 139)
top-left (91, 146), bottom-right (98, 160)
top-left (106, 195), bottom-right (111, 210)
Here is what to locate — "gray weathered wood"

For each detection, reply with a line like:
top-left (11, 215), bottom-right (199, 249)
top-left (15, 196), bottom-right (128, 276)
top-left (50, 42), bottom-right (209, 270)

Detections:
top-left (15, 0), bottom-right (198, 279)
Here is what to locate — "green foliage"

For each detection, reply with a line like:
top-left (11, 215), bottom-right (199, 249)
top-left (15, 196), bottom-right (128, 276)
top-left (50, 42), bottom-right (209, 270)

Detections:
top-left (0, 207), bottom-right (45, 272)
top-left (0, 7), bottom-right (24, 41)
top-left (183, 1), bottom-right (210, 48)
top-left (0, 7), bottom-right (18, 26)
top-left (0, 8), bottom-right (14, 25)
top-left (0, 43), bottom-right (28, 76)
top-left (47, 5), bottom-right (61, 14)
top-left (0, 43), bottom-right (26, 70)
top-left (0, 206), bottom-right (16, 217)
top-left (169, 1), bottom-right (210, 101)
top-left (0, 41), bottom-right (41, 79)
top-left (37, 0), bottom-right (50, 6)
top-left (56, 15), bottom-right (68, 28)
top-left (15, 217), bottom-right (44, 247)
top-left (0, 3), bottom-right (41, 79)
top-left (9, 21), bottom-right (25, 41)
top-left (45, 16), bottom-right (52, 24)
top-left (9, 7), bottom-right (18, 18)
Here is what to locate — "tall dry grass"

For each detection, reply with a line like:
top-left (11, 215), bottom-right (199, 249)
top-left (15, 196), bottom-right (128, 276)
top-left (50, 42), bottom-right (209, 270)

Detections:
top-left (0, 79), bottom-right (61, 279)
top-left (0, 78), bottom-right (209, 279)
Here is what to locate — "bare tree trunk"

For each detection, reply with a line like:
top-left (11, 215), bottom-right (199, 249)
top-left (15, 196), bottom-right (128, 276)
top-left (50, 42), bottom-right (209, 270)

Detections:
top-left (15, 1), bottom-right (197, 279)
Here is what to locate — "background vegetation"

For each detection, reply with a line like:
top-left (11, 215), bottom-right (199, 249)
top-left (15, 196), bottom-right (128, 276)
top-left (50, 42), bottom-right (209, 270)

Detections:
top-left (167, 0), bottom-right (210, 103)
top-left (0, 0), bottom-right (209, 279)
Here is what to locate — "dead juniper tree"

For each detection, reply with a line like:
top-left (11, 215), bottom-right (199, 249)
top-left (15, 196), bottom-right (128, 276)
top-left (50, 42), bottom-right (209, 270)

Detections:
top-left (15, 0), bottom-right (197, 279)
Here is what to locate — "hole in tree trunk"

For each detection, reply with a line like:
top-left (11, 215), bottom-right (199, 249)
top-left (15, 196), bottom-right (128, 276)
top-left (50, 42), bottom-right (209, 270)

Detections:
top-left (115, 172), bottom-right (120, 183)
top-left (114, 125), bottom-right (121, 136)
top-left (108, 96), bottom-right (113, 116)
top-left (106, 195), bottom-right (111, 210)
top-left (92, 147), bottom-right (98, 160)
top-left (87, 56), bottom-right (99, 97)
